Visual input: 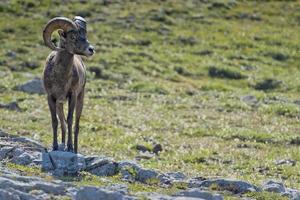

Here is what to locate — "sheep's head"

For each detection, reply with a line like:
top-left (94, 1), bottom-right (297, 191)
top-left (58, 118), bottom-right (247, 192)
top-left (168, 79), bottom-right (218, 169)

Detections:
top-left (43, 16), bottom-right (94, 57)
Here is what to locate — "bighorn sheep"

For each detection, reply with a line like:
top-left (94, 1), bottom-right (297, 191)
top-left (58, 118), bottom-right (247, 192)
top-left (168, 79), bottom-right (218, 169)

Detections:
top-left (42, 16), bottom-right (94, 153)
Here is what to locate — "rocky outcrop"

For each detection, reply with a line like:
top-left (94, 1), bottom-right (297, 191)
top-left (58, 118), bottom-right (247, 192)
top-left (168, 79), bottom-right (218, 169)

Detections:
top-left (0, 130), bottom-right (300, 200)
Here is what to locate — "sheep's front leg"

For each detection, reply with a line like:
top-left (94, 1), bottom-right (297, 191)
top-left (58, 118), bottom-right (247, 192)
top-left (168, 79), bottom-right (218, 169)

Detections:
top-left (74, 91), bottom-right (84, 154)
top-left (67, 92), bottom-right (77, 152)
top-left (57, 103), bottom-right (66, 146)
top-left (48, 95), bottom-right (58, 151)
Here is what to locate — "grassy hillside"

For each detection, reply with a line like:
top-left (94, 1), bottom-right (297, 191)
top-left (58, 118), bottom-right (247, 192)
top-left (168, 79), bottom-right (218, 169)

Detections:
top-left (0, 0), bottom-right (300, 191)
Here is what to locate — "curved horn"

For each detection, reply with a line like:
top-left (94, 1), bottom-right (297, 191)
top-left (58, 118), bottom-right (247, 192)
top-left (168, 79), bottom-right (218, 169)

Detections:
top-left (43, 17), bottom-right (77, 51)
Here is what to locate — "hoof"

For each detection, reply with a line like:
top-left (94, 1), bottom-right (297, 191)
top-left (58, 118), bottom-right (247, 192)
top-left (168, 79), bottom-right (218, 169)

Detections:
top-left (52, 143), bottom-right (58, 151)
top-left (67, 144), bottom-right (73, 152)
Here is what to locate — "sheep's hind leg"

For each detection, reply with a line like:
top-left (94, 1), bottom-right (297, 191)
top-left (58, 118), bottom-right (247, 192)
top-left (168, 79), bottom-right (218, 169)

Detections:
top-left (48, 96), bottom-right (58, 151)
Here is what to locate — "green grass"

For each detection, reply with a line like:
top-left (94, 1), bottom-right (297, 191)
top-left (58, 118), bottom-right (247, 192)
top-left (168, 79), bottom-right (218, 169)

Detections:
top-left (0, 0), bottom-right (300, 198)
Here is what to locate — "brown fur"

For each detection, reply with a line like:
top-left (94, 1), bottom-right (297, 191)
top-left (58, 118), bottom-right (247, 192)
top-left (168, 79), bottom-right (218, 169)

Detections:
top-left (43, 50), bottom-right (86, 153)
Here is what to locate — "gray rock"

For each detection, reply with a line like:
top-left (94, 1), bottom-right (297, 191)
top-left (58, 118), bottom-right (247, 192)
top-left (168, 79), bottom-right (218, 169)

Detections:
top-left (175, 188), bottom-right (223, 200)
top-left (0, 102), bottom-right (21, 112)
top-left (0, 146), bottom-right (14, 160)
top-left (17, 78), bottom-right (45, 94)
top-left (118, 160), bottom-right (141, 182)
top-left (166, 172), bottom-right (186, 180)
top-left (85, 156), bottom-right (113, 169)
top-left (152, 144), bottom-right (163, 154)
top-left (42, 151), bottom-right (86, 176)
top-left (190, 178), bottom-right (259, 194)
top-left (5, 187), bottom-right (38, 200)
top-left (241, 95), bottom-right (258, 106)
top-left (10, 137), bottom-right (46, 151)
top-left (75, 186), bottom-right (128, 200)
top-left (158, 172), bottom-right (187, 185)
top-left (0, 176), bottom-right (66, 196)
top-left (11, 152), bottom-right (35, 165)
top-left (141, 192), bottom-right (203, 200)
top-left (41, 152), bottom-right (54, 171)
top-left (89, 162), bottom-right (118, 176)
top-left (11, 148), bottom-right (24, 157)
top-left (285, 188), bottom-right (300, 200)
top-left (103, 184), bottom-right (129, 195)
top-left (6, 51), bottom-right (17, 58)
top-left (137, 168), bottom-right (159, 183)
top-left (275, 159), bottom-right (296, 166)
top-left (85, 156), bottom-right (118, 176)
top-left (262, 180), bottom-right (285, 193)
top-left (0, 188), bottom-right (20, 200)
top-left (58, 143), bottom-right (66, 151)
top-left (118, 161), bottom-right (161, 184)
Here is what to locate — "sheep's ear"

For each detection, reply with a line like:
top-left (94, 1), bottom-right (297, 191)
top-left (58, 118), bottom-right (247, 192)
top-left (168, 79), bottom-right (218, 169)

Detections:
top-left (58, 30), bottom-right (66, 38)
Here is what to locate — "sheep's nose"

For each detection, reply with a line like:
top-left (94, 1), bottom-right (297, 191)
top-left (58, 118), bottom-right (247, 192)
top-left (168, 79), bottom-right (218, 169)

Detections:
top-left (88, 46), bottom-right (94, 53)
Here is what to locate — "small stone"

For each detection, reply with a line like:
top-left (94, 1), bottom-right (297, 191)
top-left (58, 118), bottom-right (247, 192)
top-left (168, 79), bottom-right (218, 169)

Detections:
top-left (135, 144), bottom-right (151, 152)
top-left (11, 152), bottom-right (34, 166)
top-left (175, 188), bottom-right (223, 200)
top-left (0, 102), bottom-right (21, 112)
top-left (190, 178), bottom-right (260, 194)
top-left (275, 159), bottom-right (296, 166)
top-left (254, 79), bottom-right (282, 91)
top-left (89, 162), bottom-right (118, 176)
top-left (241, 95), bottom-right (259, 106)
top-left (118, 161), bottom-right (141, 182)
top-left (17, 78), bottom-right (45, 95)
top-left (262, 180), bottom-right (285, 193)
top-left (135, 151), bottom-right (155, 160)
top-left (6, 51), bottom-right (17, 58)
top-left (152, 144), bottom-right (163, 154)
top-left (22, 61), bottom-right (39, 69)
top-left (85, 156), bottom-right (116, 174)
top-left (165, 172), bottom-right (186, 180)
top-left (0, 146), bottom-right (14, 160)
top-left (137, 169), bottom-right (159, 184)
top-left (103, 184), bottom-right (129, 195)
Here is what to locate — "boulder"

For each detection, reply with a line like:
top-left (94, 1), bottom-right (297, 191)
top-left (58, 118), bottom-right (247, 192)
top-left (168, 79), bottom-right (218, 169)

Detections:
top-left (118, 160), bottom-right (141, 182)
top-left (190, 178), bottom-right (259, 194)
top-left (118, 161), bottom-right (161, 184)
top-left (0, 146), bottom-right (14, 160)
top-left (17, 78), bottom-right (45, 94)
top-left (262, 180), bottom-right (285, 193)
top-left (85, 156), bottom-right (118, 176)
top-left (137, 168), bottom-right (159, 183)
top-left (42, 151), bottom-right (86, 176)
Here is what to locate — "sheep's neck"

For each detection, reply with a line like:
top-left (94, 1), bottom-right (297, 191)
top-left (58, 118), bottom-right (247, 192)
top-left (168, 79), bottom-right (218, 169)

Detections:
top-left (55, 50), bottom-right (74, 77)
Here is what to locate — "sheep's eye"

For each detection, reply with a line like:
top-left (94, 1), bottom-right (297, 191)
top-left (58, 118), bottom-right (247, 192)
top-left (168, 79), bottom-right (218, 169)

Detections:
top-left (70, 34), bottom-right (76, 40)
